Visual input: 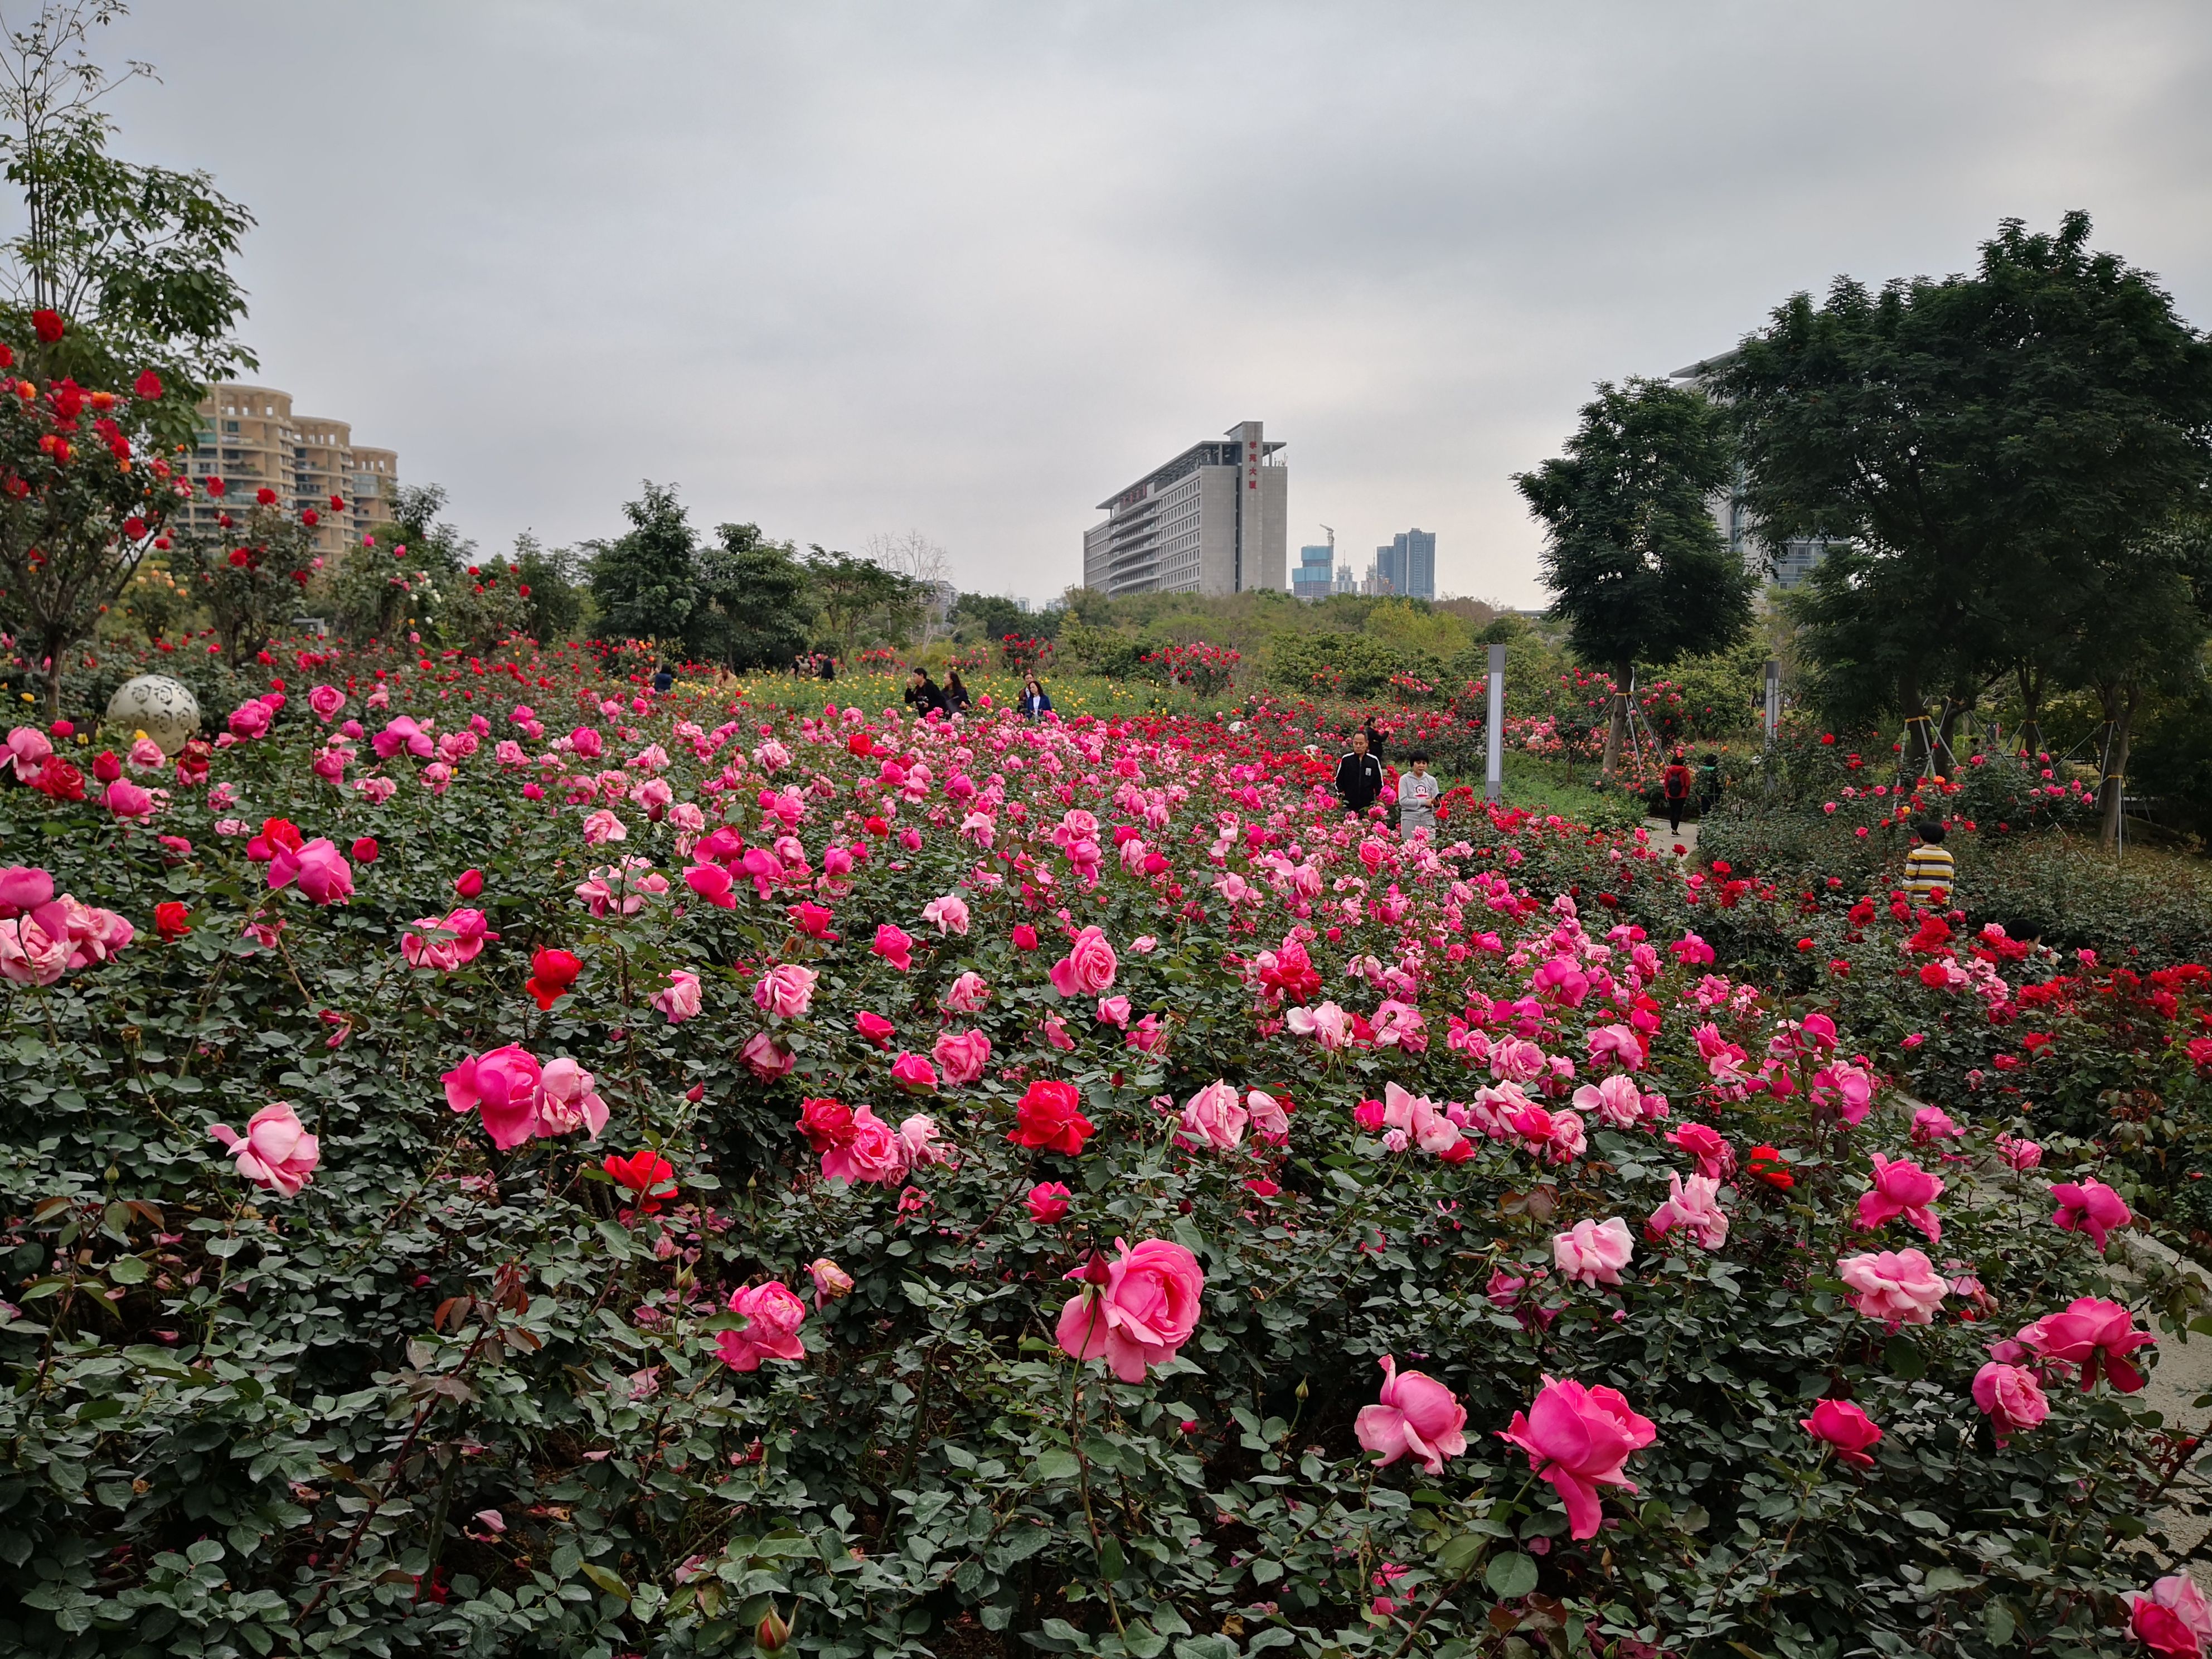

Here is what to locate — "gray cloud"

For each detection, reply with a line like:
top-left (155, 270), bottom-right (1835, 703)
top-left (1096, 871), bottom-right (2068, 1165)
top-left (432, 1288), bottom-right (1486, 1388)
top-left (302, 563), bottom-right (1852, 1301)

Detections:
top-left (70, 1), bottom-right (2212, 604)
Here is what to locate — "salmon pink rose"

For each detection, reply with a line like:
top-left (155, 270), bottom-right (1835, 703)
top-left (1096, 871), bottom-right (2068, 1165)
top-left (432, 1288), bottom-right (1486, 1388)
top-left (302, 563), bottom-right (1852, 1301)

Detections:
top-left (715, 1280), bottom-right (808, 1372)
top-left (1049, 925), bottom-right (1118, 997)
top-left (931, 1028), bottom-right (991, 1087)
top-left (1497, 1375), bottom-right (1657, 1540)
top-left (1355, 1355), bottom-right (1468, 1474)
top-left (1055, 1236), bottom-right (1205, 1382)
top-left (1837, 1248), bottom-right (1947, 1326)
top-left (208, 1102), bottom-right (320, 1196)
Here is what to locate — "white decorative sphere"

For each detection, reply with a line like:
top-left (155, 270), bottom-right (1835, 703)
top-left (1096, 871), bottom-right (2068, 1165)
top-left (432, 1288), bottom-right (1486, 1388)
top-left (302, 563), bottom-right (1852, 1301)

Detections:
top-left (105, 674), bottom-right (200, 754)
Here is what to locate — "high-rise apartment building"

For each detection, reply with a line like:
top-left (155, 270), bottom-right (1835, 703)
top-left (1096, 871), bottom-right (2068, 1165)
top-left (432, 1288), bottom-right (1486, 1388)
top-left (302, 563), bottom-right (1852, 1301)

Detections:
top-left (1671, 353), bottom-right (1839, 589)
top-left (1083, 420), bottom-right (1286, 596)
top-left (185, 384), bottom-right (399, 562)
top-left (1391, 528), bottom-right (1436, 600)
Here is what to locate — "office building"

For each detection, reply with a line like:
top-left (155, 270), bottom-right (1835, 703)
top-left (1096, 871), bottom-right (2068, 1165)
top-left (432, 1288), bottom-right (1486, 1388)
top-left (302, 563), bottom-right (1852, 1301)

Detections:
top-left (1083, 420), bottom-right (1286, 596)
top-left (1671, 353), bottom-right (1840, 590)
top-left (1391, 528), bottom-right (1436, 600)
top-left (186, 384), bottom-right (399, 562)
top-left (1294, 541), bottom-right (1335, 601)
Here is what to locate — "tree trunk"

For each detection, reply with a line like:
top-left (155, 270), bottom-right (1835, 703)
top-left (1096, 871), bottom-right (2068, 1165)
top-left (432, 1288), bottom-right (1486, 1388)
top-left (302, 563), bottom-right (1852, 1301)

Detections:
top-left (1601, 659), bottom-right (1630, 778)
top-left (2015, 662), bottom-right (2045, 760)
top-left (1934, 689), bottom-right (1972, 779)
top-left (2098, 681), bottom-right (2138, 852)
top-left (1898, 665), bottom-right (1932, 776)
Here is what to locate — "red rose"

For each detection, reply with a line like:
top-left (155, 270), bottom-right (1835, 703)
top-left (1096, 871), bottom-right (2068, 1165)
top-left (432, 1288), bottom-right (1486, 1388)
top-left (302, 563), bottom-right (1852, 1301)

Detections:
top-left (133, 369), bottom-right (162, 400)
top-left (1012, 924), bottom-right (1039, 951)
top-left (328, 493), bottom-right (344, 511)
top-left (255, 487), bottom-right (276, 506)
top-left (351, 837), bottom-right (379, 863)
top-left (453, 867), bottom-right (484, 899)
top-left (205, 476), bottom-right (226, 497)
top-left (31, 308), bottom-right (63, 343)
top-left (227, 547), bottom-right (251, 567)
top-left (302, 508), bottom-right (319, 526)
top-left (154, 901), bottom-right (191, 941)
top-left (91, 749), bottom-right (120, 782)
top-left (602, 1149), bottom-right (678, 1214)
top-left (525, 945), bottom-right (583, 1010)
top-left (1008, 1080), bottom-right (1095, 1156)
top-left (122, 516), bottom-right (146, 539)
top-left (798, 1097), bottom-right (856, 1151)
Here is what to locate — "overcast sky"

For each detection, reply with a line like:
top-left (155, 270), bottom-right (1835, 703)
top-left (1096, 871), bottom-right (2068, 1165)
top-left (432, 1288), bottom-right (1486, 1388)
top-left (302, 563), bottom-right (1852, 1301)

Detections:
top-left (72, 2), bottom-right (2212, 605)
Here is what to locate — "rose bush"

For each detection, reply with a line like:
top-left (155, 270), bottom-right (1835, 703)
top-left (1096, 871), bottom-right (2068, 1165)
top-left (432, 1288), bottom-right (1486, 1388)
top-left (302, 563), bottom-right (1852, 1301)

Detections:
top-left (0, 646), bottom-right (2206, 1658)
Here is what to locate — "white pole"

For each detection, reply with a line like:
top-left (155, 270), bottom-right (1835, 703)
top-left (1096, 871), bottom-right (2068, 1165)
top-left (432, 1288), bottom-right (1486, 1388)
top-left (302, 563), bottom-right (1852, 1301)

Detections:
top-left (1763, 658), bottom-right (1781, 744)
top-left (1485, 643), bottom-right (1505, 803)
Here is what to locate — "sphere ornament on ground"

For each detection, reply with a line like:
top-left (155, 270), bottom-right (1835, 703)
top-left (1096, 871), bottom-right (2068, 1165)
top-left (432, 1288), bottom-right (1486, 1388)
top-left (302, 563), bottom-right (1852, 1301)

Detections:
top-left (103, 673), bottom-right (200, 754)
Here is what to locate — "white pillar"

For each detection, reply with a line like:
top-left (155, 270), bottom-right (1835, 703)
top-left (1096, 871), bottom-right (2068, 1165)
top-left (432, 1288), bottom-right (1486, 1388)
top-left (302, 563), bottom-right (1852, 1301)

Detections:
top-left (1485, 643), bottom-right (1505, 803)
top-left (1763, 658), bottom-right (1781, 743)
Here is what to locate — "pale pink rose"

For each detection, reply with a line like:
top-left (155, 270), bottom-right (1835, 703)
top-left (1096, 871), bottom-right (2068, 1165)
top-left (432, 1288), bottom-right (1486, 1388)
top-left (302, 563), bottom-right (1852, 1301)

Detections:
top-left (1491, 1037), bottom-right (1547, 1084)
top-left (889, 1051), bottom-right (939, 1092)
top-left (1554, 1217), bottom-right (1634, 1287)
top-left (943, 970), bottom-right (989, 1013)
top-left (753, 963), bottom-right (818, 1019)
top-left (1180, 1080), bottom-right (1249, 1151)
top-left (1571, 1074), bottom-right (1643, 1129)
top-left (822, 1103), bottom-right (907, 1185)
top-left (208, 1101), bottom-right (321, 1196)
top-left (1971, 1361), bottom-right (2050, 1446)
top-left (125, 737), bottom-right (164, 773)
top-left (1096, 995), bottom-right (1132, 1029)
top-left (1246, 1089), bottom-right (1292, 1143)
top-left (808, 1258), bottom-right (854, 1307)
top-left (931, 1028), bottom-right (991, 1087)
top-left (1287, 1000), bottom-right (1350, 1050)
top-left (582, 808), bottom-right (626, 845)
top-left (899, 1112), bottom-right (958, 1169)
top-left (1355, 1355), bottom-right (1468, 1474)
top-left (921, 894), bottom-right (971, 936)
top-left (1586, 1023), bottom-right (1643, 1070)
top-left (6, 725), bottom-right (52, 782)
top-left (1498, 1374), bottom-right (1657, 1540)
top-left (536, 1056), bottom-right (609, 1139)
top-left (1646, 1171), bottom-right (1729, 1250)
top-left (741, 1032), bottom-right (794, 1080)
top-left (1055, 1236), bottom-right (1205, 1382)
top-left (1049, 925), bottom-right (1118, 997)
top-left (654, 968), bottom-right (704, 1024)
top-left (1837, 1248), bottom-right (1948, 1325)
top-left (443, 1045), bottom-right (544, 1149)
top-left (715, 1280), bottom-right (808, 1371)
top-left (0, 913), bottom-right (69, 986)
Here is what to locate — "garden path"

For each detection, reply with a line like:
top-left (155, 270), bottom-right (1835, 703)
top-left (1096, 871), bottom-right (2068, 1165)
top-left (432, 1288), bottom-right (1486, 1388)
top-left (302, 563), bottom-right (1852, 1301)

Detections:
top-left (1645, 817), bottom-right (1701, 855)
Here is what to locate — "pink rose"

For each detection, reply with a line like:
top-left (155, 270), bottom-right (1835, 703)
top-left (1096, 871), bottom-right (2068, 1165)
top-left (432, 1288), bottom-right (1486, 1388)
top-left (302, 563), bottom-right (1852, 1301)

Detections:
top-left (1571, 1073), bottom-right (1642, 1129)
top-left (741, 1032), bottom-right (795, 1080)
top-left (2132, 1577), bottom-right (2212, 1659)
top-left (1801, 1398), bottom-right (1881, 1468)
top-left (889, 1051), bottom-right (939, 1093)
top-left (807, 1258), bottom-right (854, 1307)
top-left (921, 894), bottom-right (970, 936)
top-left (1497, 1374), bottom-right (1656, 1540)
top-left (822, 1103), bottom-right (907, 1185)
top-left (0, 913), bottom-right (69, 986)
top-left (226, 699), bottom-right (273, 740)
top-left (104, 778), bottom-right (155, 821)
top-left (2016, 1296), bottom-right (2155, 1393)
top-left (0, 865), bottom-right (54, 910)
top-left (208, 1101), bottom-right (321, 1196)
top-left (535, 1056), bottom-right (609, 1139)
top-left (1666, 1122), bottom-right (1734, 1180)
top-left (2049, 1179), bottom-right (2133, 1253)
top-left (1027, 1181), bottom-right (1071, 1223)
top-left (1971, 1361), bottom-right (2050, 1446)
top-left (1355, 1355), bottom-right (1468, 1474)
top-left (1055, 1236), bottom-right (1205, 1382)
top-left (753, 962), bottom-right (818, 1019)
top-left (685, 862), bottom-right (737, 909)
top-left (931, 1027), bottom-right (991, 1087)
top-left (1179, 1080), bottom-right (1249, 1152)
top-left (1837, 1248), bottom-right (1948, 1325)
top-left (1856, 1153), bottom-right (1944, 1243)
top-left (307, 684), bottom-right (345, 722)
top-left (1246, 1089), bottom-right (1292, 1143)
top-left (654, 968), bottom-right (704, 1024)
top-left (1095, 994), bottom-right (1132, 1029)
top-left (872, 923), bottom-right (915, 972)
top-left (443, 1045), bottom-right (544, 1149)
top-left (899, 1112), bottom-right (956, 1169)
top-left (1553, 1217), bottom-right (1634, 1287)
top-left (944, 970), bottom-right (989, 1013)
top-left (715, 1280), bottom-right (808, 1371)
top-left (1049, 925), bottom-right (1118, 997)
top-left (268, 838), bottom-right (353, 905)
top-left (1996, 1133), bottom-right (2042, 1172)
top-left (1646, 1172), bottom-right (1729, 1250)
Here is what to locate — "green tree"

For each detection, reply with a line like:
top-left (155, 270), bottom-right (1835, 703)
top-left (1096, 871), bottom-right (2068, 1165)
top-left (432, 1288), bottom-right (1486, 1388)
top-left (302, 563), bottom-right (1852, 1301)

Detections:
top-left (951, 591), bottom-right (1032, 647)
top-left (803, 546), bottom-right (916, 658)
top-left (182, 497), bottom-right (317, 661)
top-left (587, 481), bottom-right (697, 650)
top-left (0, 2), bottom-right (256, 444)
top-left (1719, 212), bottom-right (2212, 774)
top-left (510, 531), bottom-right (584, 641)
top-left (1514, 377), bottom-right (1752, 774)
top-left (697, 521), bottom-right (811, 670)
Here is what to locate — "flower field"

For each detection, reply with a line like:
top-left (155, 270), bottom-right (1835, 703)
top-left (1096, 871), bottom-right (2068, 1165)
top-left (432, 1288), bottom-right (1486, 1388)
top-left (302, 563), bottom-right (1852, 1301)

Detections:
top-left (3, 644), bottom-right (2210, 1659)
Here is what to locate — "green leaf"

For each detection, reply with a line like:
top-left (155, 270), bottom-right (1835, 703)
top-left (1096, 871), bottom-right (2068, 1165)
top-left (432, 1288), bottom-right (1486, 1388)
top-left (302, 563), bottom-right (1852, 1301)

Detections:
top-left (1098, 1534), bottom-right (1126, 1584)
top-left (580, 1561), bottom-right (629, 1600)
top-left (1033, 1449), bottom-right (1080, 1482)
top-left (1985, 1603), bottom-right (2016, 1647)
top-left (1884, 1336), bottom-right (1926, 1380)
top-left (1435, 1532), bottom-right (1485, 1576)
top-left (104, 1254), bottom-right (149, 1285)
top-left (1922, 1565), bottom-right (1972, 1593)
top-left (1485, 1551), bottom-right (1539, 1599)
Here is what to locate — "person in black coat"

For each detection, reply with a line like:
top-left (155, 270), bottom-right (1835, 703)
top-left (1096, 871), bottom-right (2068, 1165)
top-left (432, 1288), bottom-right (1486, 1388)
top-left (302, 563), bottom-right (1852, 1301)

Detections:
top-left (943, 670), bottom-right (973, 714)
top-left (1335, 729), bottom-right (1385, 816)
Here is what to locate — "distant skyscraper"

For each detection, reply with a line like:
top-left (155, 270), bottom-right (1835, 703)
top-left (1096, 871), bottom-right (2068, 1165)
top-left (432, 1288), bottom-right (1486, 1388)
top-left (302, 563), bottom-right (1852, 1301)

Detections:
top-left (1294, 543), bottom-right (1334, 601)
top-left (1335, 562), bottom-right (1355, 594)
top-left (1081, 419), bottom-right (1287, 596)
top-left (1390, 528), bottom-right (1436, 599)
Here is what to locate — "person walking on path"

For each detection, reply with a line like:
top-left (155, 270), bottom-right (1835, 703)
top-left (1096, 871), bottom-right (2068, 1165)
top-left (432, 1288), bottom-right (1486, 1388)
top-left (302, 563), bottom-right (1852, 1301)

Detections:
top-left (1398, 749), bottom-right (1440, 837)
top-left (1336, 729), bottom-right (1385, 818)
top-left (1661, 749), bottom-right (1694, 835)
top-left (1903, 818), bottom-right (1957, 906)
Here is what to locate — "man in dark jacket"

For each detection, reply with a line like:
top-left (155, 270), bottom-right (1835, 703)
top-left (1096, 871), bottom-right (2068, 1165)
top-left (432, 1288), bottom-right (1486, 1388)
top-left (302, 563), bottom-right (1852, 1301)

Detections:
top-left (1335, 729), bottom-right (1384, 816)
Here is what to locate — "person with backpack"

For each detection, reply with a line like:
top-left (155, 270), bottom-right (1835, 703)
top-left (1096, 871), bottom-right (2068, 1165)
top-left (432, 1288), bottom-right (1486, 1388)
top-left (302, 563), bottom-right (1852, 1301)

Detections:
top-left (1661, 749), bottom-right (1694, 834)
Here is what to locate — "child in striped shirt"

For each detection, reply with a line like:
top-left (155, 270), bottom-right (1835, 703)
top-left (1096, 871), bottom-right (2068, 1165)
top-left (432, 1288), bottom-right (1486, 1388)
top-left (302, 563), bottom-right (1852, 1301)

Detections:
top-left (1902, 819), bottom-right (1956, 906)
